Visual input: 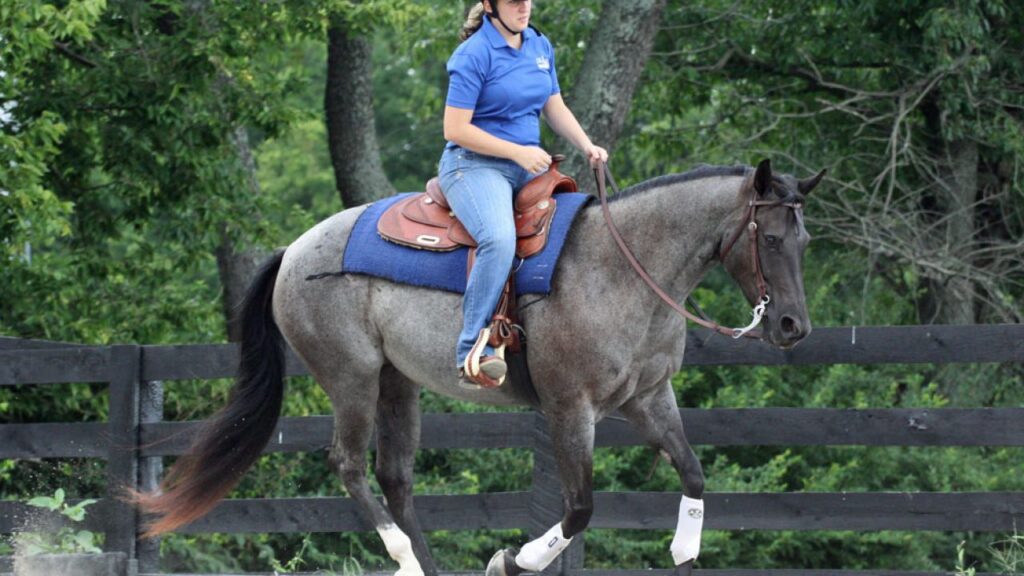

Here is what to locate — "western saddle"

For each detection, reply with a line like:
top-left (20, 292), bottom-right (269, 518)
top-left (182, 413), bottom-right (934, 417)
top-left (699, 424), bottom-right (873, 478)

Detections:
top-left (377, 154), bottom-right (578, 386)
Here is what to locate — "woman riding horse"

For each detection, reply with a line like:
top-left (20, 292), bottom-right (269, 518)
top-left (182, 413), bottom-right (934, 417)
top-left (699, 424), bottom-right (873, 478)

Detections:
top-left (441, 0), bottom-right (607, 388)
top-left (130, 2), bottom-right (827, 574)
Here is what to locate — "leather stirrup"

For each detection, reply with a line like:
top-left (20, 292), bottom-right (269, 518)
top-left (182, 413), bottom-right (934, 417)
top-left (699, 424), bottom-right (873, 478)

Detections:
top-left (463, 327), bottom-right (505, 388)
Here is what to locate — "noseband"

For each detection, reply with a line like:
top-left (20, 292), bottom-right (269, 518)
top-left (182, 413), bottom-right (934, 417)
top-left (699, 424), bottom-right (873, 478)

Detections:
top-left (594, 163), bottom-right (802, 339)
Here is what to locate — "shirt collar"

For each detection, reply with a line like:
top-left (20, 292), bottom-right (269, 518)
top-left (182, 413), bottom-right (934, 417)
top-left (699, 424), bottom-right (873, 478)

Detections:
top-left (482, 15), bottom-right (537, 49)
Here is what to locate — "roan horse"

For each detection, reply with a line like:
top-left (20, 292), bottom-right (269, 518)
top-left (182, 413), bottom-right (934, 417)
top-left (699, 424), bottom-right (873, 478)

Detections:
top-left (135, 159), bottom-right (824, 576)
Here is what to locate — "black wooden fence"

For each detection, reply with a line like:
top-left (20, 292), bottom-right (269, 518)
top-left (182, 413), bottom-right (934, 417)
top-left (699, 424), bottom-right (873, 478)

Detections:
top-left (1, 324), bottom-right (1023, 576)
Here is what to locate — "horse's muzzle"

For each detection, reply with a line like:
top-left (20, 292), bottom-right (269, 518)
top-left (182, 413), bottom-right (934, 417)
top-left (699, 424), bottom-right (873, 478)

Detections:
top-left (764, 313), bottom-right (812, 349)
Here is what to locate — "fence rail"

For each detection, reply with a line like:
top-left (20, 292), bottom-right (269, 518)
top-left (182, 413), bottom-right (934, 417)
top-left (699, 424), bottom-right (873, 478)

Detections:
top-left (6, 490), bottom-right (1021, 536)
top-left (4, 407), bottom-right (1024, 462)
top-left (4, 324), bottom-right (1023, 387)
top-left (1, 324), bottom-right (1022, 576)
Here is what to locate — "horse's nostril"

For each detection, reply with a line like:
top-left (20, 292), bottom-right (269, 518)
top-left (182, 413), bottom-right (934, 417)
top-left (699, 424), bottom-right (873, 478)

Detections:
top-left (780, 315), bottom-right (801, 337)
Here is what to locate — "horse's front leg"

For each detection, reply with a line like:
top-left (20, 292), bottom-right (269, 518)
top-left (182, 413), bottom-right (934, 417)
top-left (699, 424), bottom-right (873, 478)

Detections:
top-left (621, 381), bottom-right (705, 576)
top-left (487, 408), bottom-right (595, 576)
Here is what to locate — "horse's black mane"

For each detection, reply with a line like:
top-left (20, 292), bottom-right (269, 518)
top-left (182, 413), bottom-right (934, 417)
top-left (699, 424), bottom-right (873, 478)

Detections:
top-left (608, 164), bottom-right (750, 203)
top-left (606, 163), bottom-right (802, 203)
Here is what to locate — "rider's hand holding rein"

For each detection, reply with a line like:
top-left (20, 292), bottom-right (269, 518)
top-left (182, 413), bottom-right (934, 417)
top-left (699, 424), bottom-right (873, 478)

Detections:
top-left (584, 142), bottom-right (610, 168)
top-left (541, 92), bottom-right (609, 168)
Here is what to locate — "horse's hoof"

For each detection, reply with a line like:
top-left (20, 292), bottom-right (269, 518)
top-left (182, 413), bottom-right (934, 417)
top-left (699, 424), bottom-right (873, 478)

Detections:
top-left (485, 549), bottom-right (522, 576)
top-left (673, 559), bottom-right (695, 576)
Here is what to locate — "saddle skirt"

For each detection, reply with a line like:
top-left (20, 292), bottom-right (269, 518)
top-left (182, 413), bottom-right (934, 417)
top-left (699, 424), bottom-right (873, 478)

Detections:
top-left (339, 193), bottom-right (592, 296)
top-left (377, 155), bottom-right (578, 259)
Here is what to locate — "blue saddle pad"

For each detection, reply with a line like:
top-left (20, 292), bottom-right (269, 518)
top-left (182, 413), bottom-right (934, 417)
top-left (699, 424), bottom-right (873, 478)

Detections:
top-left (341, 191), bottom-right (592, 295)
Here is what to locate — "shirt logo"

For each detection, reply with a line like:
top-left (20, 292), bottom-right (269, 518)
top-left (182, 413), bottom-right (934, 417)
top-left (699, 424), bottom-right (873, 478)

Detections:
top-left (536, 56), bottom-right (550, 70)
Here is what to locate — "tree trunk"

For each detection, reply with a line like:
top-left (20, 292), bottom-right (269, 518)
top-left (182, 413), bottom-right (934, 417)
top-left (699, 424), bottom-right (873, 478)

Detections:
top-left (216, 126), bottom-right (269, 341)
top-left (560, 0), bottom-right (667, 181)
top-left (326, 19), bottom-right (395, 207)
top-left (216, 243), bottom-right (266, 341)
top-left (917, 137), bottom-right (979, 325)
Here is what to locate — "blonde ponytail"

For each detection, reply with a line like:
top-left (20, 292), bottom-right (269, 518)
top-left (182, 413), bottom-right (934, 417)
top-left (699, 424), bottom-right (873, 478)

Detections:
top-left (460, 4), bottom-right (486, 42)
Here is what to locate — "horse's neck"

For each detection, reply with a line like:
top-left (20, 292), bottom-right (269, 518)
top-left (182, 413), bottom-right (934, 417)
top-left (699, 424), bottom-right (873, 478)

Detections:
top-left (578, 175), bottom-right (745, 300)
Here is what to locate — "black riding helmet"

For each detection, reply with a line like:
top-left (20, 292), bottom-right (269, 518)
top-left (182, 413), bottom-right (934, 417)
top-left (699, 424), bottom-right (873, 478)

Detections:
top-left (482, 0), bottom-right (528, 37)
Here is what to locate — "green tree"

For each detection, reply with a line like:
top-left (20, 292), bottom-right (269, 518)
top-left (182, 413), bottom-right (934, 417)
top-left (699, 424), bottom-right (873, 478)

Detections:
top-left (1, 0), bottom-right (306, 342)
top-left (634, 0), bottom-right (1024, 324)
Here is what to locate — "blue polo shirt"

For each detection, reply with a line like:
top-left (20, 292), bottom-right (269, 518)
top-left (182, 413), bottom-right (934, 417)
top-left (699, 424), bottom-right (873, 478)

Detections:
top-left (445, 16), bottom-right (560, 149)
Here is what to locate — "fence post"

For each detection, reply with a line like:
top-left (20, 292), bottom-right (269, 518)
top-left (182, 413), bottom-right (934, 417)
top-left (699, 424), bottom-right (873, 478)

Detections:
top-left (107, 345), bottom-right (141, 576)
top-left (136, 376), bottom-right (164, 574)
top-left (531, 413), bottom-right (584, 576)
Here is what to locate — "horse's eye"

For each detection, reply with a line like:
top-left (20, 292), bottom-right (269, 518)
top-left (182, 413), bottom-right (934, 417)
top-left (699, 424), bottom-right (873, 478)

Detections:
top-left (764, 234), bottom-right (781, 249)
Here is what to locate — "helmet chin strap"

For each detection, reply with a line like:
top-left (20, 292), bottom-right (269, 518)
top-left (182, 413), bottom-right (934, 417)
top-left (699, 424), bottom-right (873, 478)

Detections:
top-left (484, 1), bottom-right (521, 37)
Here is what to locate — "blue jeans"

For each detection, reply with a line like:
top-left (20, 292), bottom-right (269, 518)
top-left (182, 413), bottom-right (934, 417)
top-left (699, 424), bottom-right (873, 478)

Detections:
top-left (438, 146), bottom-right (538, 368)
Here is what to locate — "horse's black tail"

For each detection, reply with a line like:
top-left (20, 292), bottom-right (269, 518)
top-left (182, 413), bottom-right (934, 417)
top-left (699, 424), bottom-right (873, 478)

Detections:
top-left (132, 250), bottom-right (286, 537)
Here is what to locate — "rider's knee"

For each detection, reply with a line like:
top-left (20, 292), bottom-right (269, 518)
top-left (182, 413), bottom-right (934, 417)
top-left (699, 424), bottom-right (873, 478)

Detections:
top-left (477, 227), bottom-right (516, 262)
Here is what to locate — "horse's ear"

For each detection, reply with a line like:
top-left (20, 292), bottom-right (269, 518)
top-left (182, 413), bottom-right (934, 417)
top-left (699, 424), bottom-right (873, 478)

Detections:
top-left (754, 159), bottom-right (772, 197)
top-left (798, 169), bottom-right (827, 196)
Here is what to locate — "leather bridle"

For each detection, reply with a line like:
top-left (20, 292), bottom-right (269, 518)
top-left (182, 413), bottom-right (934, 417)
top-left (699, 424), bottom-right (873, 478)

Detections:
top-left (593, 162), bottom-right (803, 339)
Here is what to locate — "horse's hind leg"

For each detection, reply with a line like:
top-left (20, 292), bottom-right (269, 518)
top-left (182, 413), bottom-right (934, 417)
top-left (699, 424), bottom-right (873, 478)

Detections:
top-left (487, 407), bottom-right (594, 576)
top-left (375, 366), bottom-right (437, 576)
top-left (321, 364), bottom-right (425, 576)
top-left (620, 381), bottom-right (705, 576)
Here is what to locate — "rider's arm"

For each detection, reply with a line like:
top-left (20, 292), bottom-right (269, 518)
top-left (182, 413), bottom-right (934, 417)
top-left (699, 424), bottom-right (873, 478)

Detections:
top-left (444, 48), bottom-right (527, 161)
top-left (444, 106), bottom-right (551, 174)
top-left (443, 106), bottom-right (525, 160)
top-left (543, 94), bottom-right (608, 166)
top-left (541, 94), bottom-right (592, 151)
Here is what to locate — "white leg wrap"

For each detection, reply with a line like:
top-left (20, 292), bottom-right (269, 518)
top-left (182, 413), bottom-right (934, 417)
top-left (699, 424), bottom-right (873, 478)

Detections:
top-left (669, 496), bottom-right (704, 565)
top-left (377, 524), bottom-right (425, 576)
top-left (515, 522), bottom-right (573, 572)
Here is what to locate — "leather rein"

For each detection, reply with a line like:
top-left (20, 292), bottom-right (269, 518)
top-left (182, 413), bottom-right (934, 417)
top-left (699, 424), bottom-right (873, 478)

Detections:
top-left (593, 162), bottom-right (802, 339)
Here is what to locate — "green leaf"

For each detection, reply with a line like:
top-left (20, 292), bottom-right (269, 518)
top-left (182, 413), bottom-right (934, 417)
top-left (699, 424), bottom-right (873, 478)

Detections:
top-left (74, 531), bottom-right (102, 554)
top-left (26, 496), bottom-right (56, 510)
top-left (63, 498), bottom-right (97, 522)
top-left (64, 506), bottom-right (85, 522)
top-left (23, 541), bottom-right (49, 556)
